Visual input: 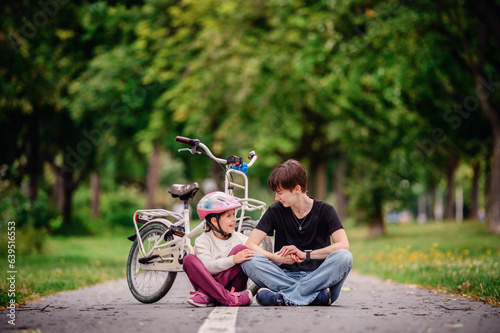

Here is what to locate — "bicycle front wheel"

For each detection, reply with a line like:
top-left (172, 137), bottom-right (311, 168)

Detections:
top-left (239, 219), bottom-right (273, 253)
top-left (127, 222), bottom-right (177, 303)
top-left (239, 219), bottom-right (273, 295)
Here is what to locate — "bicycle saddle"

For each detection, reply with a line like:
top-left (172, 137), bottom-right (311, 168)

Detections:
top-left (168, 182), bottom-right (200, 200)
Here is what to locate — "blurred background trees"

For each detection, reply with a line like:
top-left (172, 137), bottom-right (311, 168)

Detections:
top-left (1, 0), bottom-right (499, 246)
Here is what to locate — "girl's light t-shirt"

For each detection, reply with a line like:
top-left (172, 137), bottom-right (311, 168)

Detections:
top-left (194, 231), bottom-right (248, 275)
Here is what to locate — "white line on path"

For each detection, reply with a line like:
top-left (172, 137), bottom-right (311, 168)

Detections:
top-left (197, 307), bottom-right (239, 333)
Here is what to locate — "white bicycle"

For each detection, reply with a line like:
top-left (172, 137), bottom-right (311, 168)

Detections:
top-left (126, 136), bottom-right (273, 303)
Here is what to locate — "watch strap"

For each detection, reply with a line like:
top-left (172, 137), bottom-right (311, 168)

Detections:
top-left (305, 250), bottom-right (311, 261)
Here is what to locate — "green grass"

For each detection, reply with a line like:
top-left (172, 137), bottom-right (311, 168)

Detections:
top-left (348, 221), bottom-right (500, 305)
top-left (0, 233), bottom-right (132, 307)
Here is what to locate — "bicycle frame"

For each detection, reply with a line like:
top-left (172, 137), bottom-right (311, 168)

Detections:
top-left (225, 168), bottom-right (266, 233)
top-left (131, 205), bottom-right (205, 272)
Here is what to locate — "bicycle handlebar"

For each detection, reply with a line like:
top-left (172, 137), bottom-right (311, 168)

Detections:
top-left (175, 136), bottom-right (258, 168)
top-left (175, 136), bottom-right (199, 146)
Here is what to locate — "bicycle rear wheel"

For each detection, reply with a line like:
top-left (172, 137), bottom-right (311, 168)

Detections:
top-left (127, 222), bottom-right (177, 303)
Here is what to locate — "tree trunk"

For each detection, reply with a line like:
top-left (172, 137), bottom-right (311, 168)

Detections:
top-left (26, 109), bottom-right (41, 203)
top-left (334, 160), bottom-right (348, 221)
top-left (470, 161), bottom-right (480, 220)
top-left (146, 144), bottom-right (161, 209)
top-left (444, 160), bottom-right (458, 220)
top-left (417, 194), bottom-right (427, 223)
top-left (426, 188), bottom-right (435, 220)
top-left (48, 154), bottom-right (88, 229)
top-left (313, 161), bottom-right (327, 201)
top-left (484, 160), bottom-right (491, 218)
top-left (434, 191), bottom-right (444, 222)
top-left (456, 185), bottom-right (463, 223)
top-left (488, 132), bottom-right (500, 232)
top-left (51, 170), bottom-right (64, 210)
top-left (368, 200), bottom-right (385, 237)
top-left (91, 172), bottom-right (100, 219)
top-left (61, 170), bottom-right (75, 227)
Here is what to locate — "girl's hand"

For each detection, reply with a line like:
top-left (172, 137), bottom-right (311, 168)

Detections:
top-left (233, 249), bottom-right (255, 264)
top-left (274, 253), bottom-right (295, 265)
top-left (272, 253), bottom-right (301, 265)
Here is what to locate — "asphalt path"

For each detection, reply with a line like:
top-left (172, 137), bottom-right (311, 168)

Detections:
top-left (1, 271), bottom-right (499, 333)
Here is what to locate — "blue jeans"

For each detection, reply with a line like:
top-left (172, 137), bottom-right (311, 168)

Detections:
top-left (241, 249), bottom-right (353, 306)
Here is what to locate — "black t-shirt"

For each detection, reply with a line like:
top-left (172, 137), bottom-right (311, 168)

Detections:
top-left (256, 198), bottom-right (343, 271)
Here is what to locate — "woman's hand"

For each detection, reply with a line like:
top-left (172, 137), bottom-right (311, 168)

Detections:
top-left (276, 245), bottom-right (305, 262)
top-left (273, 245), bottom-right (305, 264)
top-left (233, 249), bottom-right (255, 264)
top-left (290, 253), bottom-right (304, 263)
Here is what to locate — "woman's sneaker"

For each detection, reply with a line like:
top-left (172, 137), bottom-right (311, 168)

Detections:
top-left (256, 288), bottom-right (286, 306)
top-left (187, 291), bottom-right (215, 307)
top-left (228, 287), bottom-right (253, 306)
top-left (310, 288), bottom-right (332, 306)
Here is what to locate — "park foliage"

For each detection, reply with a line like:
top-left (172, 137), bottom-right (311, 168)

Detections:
top-left (1, 2), bottom-right (499, 245)
top-left (2, 0), bottom-right (500, 310)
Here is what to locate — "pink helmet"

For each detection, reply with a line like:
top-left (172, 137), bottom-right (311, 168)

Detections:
top-left (197, 191), bottom-right (241, 220)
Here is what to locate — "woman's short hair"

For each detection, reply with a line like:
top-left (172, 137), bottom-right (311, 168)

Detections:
top-left (267, 159), bottom-right (307, 193)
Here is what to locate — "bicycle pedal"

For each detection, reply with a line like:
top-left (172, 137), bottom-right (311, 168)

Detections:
top-left (138, 254), bottom-right (160, 264)
top-left (165, 225), bottom-right (185, 239)
top-left (172, 226), bottom-right (185, 237)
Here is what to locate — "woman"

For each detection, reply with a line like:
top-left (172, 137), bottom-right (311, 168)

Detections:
top-left (241, 159), bottom-right (353, 306)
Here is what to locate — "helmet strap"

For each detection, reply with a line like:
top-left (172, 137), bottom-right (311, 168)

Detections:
top-left (208, 214), bottom-right (231, 239)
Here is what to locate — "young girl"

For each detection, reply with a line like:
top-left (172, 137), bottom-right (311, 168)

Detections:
top-left (182, 191), bottom-right (254, 307)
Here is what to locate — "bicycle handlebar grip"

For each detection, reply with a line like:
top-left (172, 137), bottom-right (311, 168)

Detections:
top-left (175, 136), bottom-right (198, 146)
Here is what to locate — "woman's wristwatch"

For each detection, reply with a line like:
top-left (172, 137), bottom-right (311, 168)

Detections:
top-left (305, 249), bottom-right (312, 261)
